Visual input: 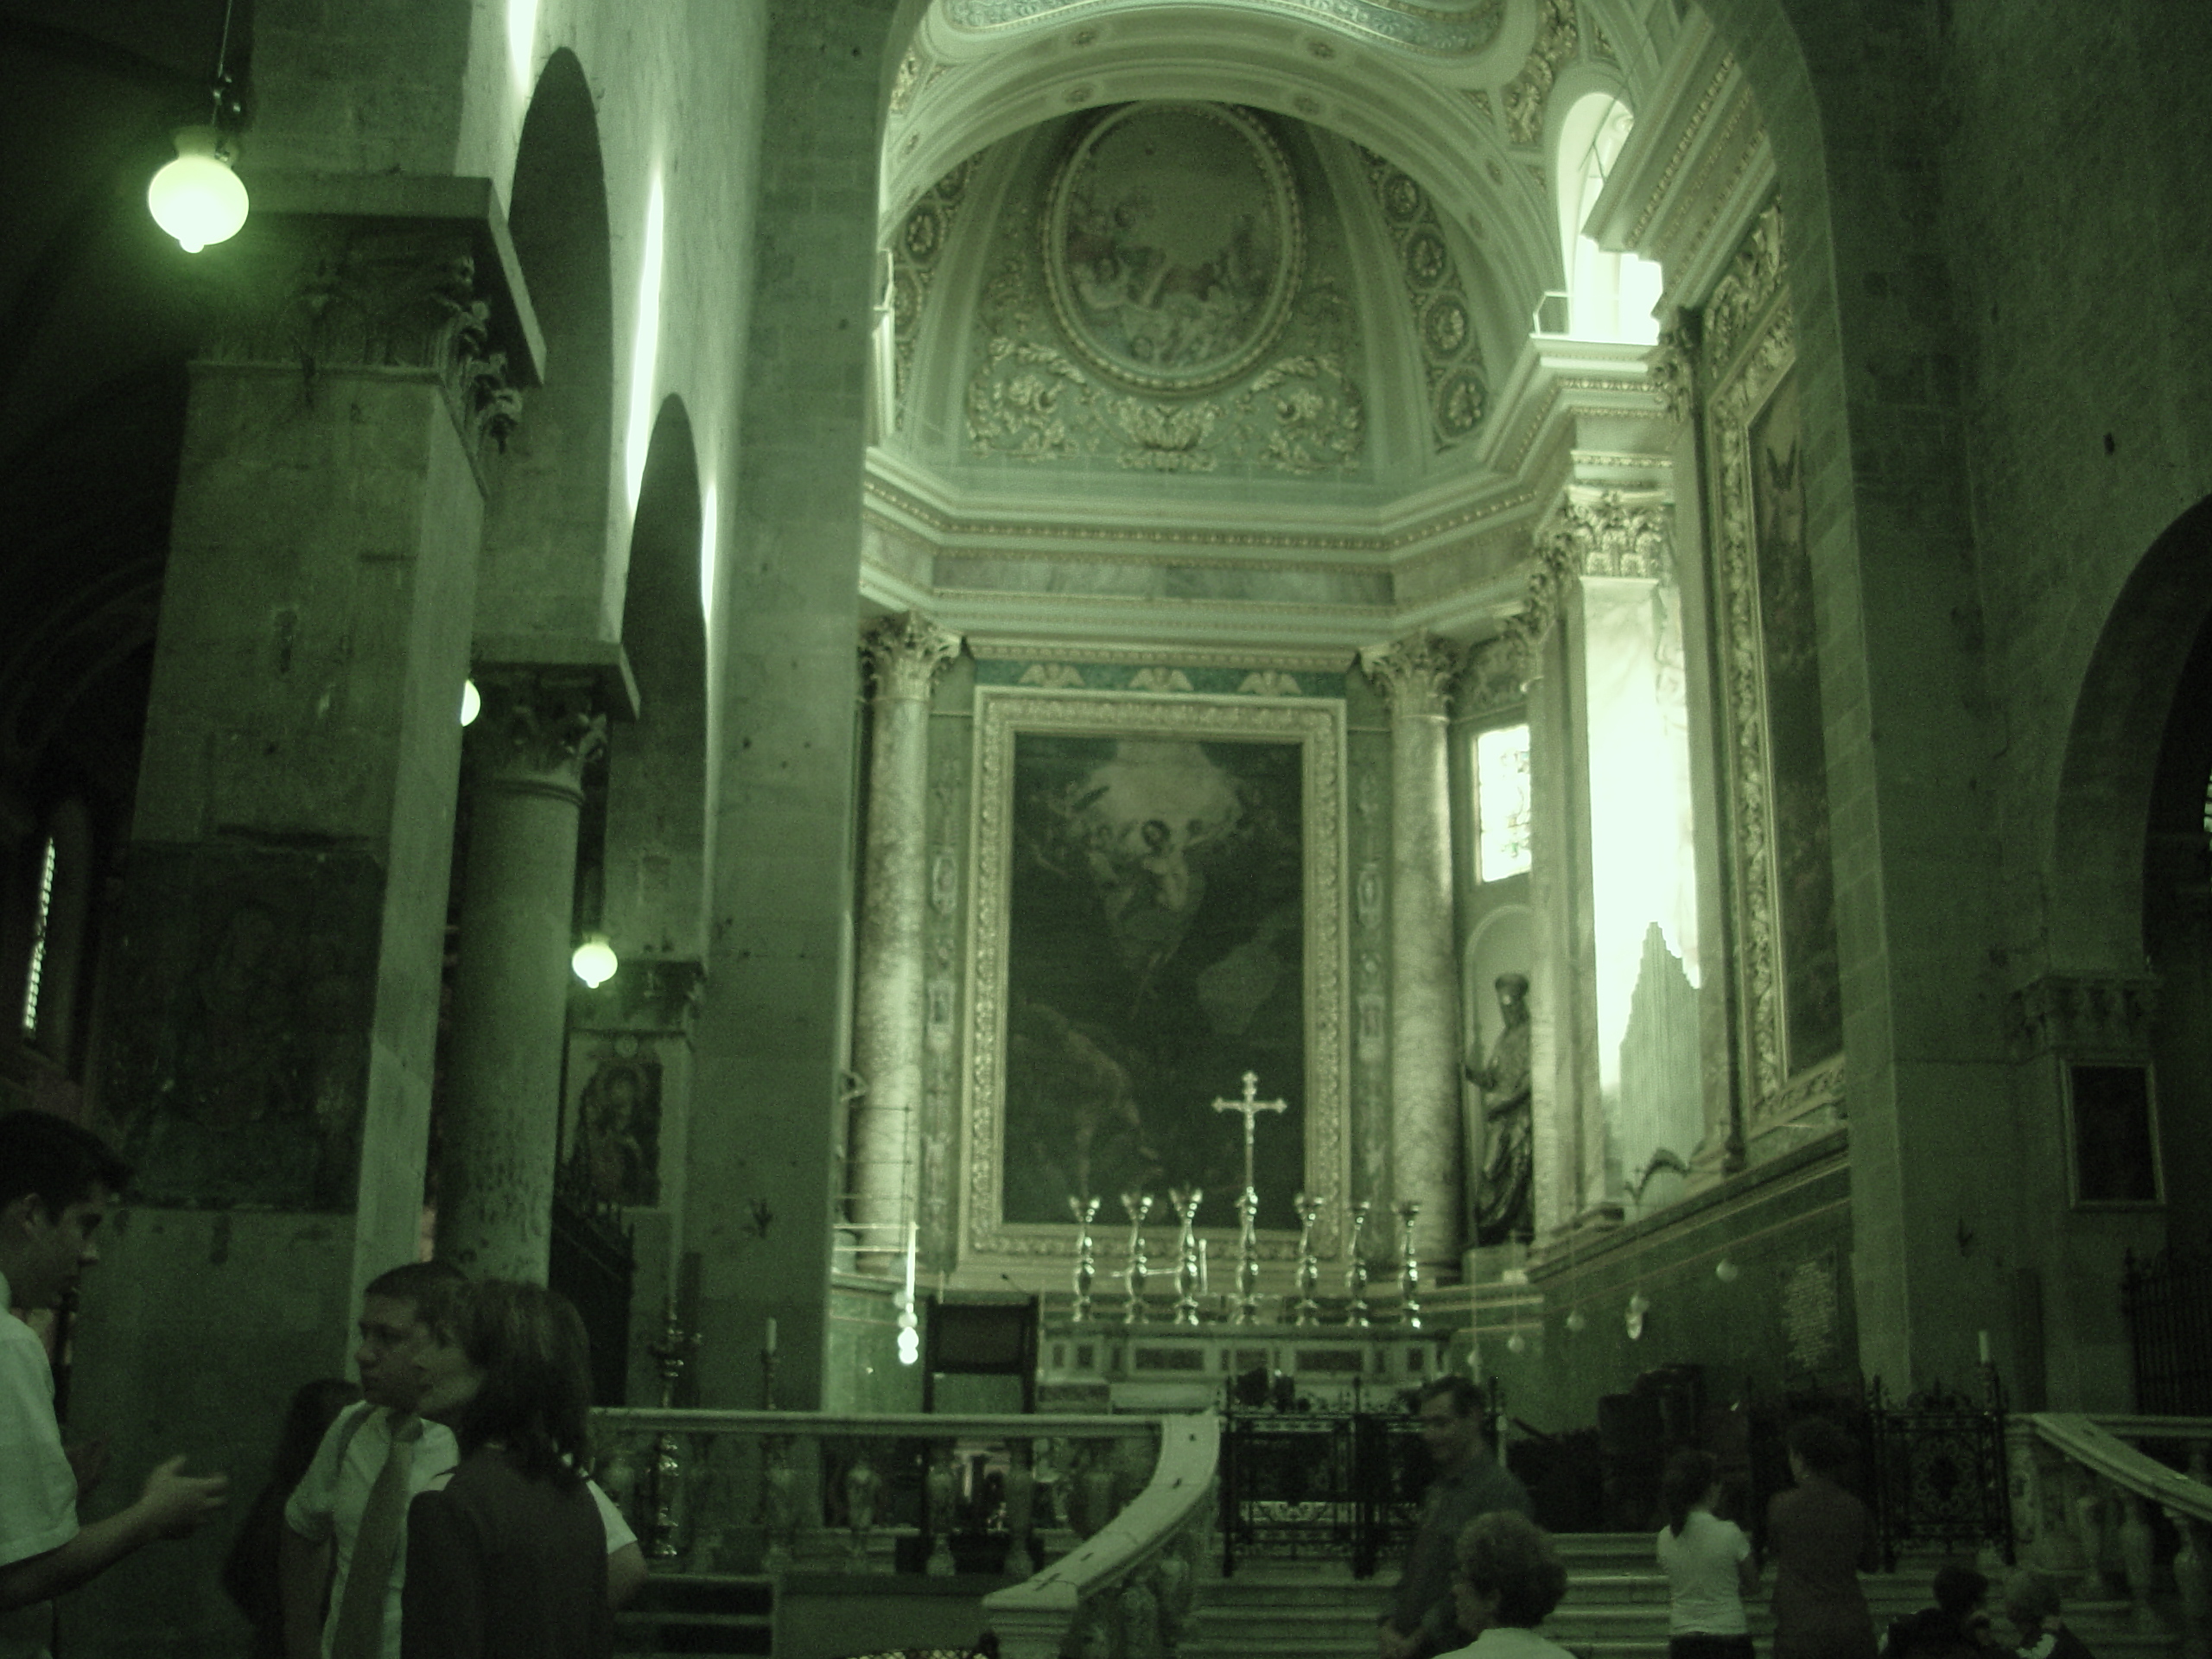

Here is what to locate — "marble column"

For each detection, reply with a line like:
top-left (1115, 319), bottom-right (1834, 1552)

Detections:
top-left (439, 669), bottom-right (607, 1281)
top-left (849, 613), bottom-right (961, 1270)
top-left (1359, 632), bottom-right (1465, 1268)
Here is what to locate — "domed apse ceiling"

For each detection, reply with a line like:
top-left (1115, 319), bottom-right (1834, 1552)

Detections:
top-left (887, 100), bottom-right (1501, 493)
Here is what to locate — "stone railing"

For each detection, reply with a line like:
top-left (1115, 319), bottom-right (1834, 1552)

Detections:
top-left (2009, 1413), bottom-right (2212, 1659)
top-left (984, 1413), bottom-right (1218, 1659)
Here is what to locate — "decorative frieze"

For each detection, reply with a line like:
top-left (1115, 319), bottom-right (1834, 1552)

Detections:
top-left (1646, 315), bottom-right (1698, 425)
top-left (1701, 201), bottom-right (1786, 376)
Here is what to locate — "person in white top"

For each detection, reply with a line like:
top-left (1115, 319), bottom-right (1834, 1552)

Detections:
top-left (1656, 1449), bottom-right (1760, 1659)
top-left (1438, 1511), bottom-right (1577, 1659)
top-left (0, 1112), bottom-right (229, 1659)
top-left (279, 1262), bottom-right (646, 1659)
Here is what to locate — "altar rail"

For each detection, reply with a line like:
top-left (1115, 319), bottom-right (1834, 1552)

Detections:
top-left (2008, 1414), bottom-right (2212, 1659)
top-left (590, 1409), bottom-right (1217, 1659)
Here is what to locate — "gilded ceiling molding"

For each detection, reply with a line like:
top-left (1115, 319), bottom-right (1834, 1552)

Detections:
top-left (942, 0), bottom-right (1506, 57)
top-left (1502, 0), bottom-right (1579, 148)
top-left (1356, 147), bottom-right (1490, 446)
top-left (890, 156), bottom-right (979, 428)
top-left (966, 638), bottom-right (1354, 672)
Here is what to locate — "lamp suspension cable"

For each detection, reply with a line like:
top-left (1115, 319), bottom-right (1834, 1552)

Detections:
top-left (147, 0), bottom-right (250, 253)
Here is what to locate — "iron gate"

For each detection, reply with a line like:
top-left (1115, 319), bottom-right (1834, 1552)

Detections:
top-left (1219, 1409), bottom-right (1429, 1578)
top-left (1864, 1377), bottom-right (2012, 1569)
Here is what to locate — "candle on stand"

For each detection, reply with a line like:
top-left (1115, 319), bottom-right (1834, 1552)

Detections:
top-left (765, 1315), bottom-right (778, 1355)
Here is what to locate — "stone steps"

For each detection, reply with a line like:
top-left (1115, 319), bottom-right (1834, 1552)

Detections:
top-left (1183, 1541), bottom-right (2178, 1659)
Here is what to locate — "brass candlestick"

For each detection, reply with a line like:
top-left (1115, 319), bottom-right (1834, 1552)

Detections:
top-left (1122, 1191), bottom-right (1154, 1325)
top-left (1232, 1187), bottom-right (1262, 1325)
top-left (1170, 1188), bottom-right (1204, 1325)
top-left (1293, 1193), bottom-right (1325, 1325)
top-left (1344, 1199), bottom-right (1373, 1328)
top-left (644, 1299), bottom-right (699, 1560)
top-left (1069, 1194), bottom-right (1101, 1323)
top-left (1395, 1199), bottom-right (1423, 1330)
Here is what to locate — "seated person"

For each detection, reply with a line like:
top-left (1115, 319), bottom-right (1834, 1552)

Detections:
top-left (1883, 1565), bottom-right (1998, 1659)
top-left (2002, 1573), bottom-right (2093, 1659)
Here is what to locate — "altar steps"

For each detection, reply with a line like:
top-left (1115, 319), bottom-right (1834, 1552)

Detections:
top-left (1181, 1538), bottom-right (2177, 1659)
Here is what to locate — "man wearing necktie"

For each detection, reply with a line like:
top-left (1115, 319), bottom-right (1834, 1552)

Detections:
top-left (279, 1264), bottom-right (645, 1659)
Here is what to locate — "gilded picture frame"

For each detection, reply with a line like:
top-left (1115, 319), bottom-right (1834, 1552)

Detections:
top-left (963, 687), bottom-right (1349, 1267)
top-left (1702, 203), bottom-right (1846, 1127)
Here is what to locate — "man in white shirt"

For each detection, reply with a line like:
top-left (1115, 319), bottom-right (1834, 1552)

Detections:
top-left (280, 1262), bottom-right (646, 1659)
top-left (0, 1111), bottom-right (230, 1659)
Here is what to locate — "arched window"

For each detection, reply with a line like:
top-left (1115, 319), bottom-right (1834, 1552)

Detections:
top-left (1555, 93), bottom-right (1663, 345)
top-left (1474, 723), bottom-right (1533, 881)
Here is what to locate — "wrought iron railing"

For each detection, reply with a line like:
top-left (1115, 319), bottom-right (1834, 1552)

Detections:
top-left (1864, 1377), bottom-right (2012, 1569)
top-left (1218, 1407), bottom-right (1429, 1578)
top-left (2124, 1245), bottom-right (2212, 1416)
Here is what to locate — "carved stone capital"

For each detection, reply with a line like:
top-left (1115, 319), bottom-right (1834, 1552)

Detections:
top-left (199, 178), bottom-right (544, 480)
top-left (861, 612), bottom-right (963, 702)
top-left (1646, 314), bottom-right (1698, 424)
top-left (1461, 637), bottom-right (1526, 715)
top-left (2012, 972), bottom-right (2161, 1058)
top-left (467, 668), bottom-right (609, 791)
top-left (571, 957), bottom-right (706, 1034)
top-left (1359, 631), bottom-right (1462, 717)
top-left (1701, 200), bottom-right (1786, 375)
top-left (1543, 492), bottom-right (1675, 582)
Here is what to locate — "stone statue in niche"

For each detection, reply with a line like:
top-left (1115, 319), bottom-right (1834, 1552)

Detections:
top-left (1465, 973), bottom-right (1534, 1246)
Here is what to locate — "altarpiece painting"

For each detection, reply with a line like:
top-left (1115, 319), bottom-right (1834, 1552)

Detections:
top-left (963, 690), bottom-right (1348, 1264)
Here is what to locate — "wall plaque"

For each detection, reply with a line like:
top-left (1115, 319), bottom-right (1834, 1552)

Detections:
top-left (1781, 1249), bottom-right (1840, 1376)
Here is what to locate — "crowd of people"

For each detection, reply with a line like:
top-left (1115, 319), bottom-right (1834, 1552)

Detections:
top-left (1375, 1376), bottom-right (2098, 1659)
top-left (0, 1111), bottom-right (638, 1659)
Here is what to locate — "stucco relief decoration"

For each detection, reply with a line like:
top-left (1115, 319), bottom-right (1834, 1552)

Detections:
top-left (965, 104), bottom-right (1364, 475)
top-left (1045, 103), bottom-right (1301, 393)
top-left (1700, 200), bottom-right (1846, 1127)
top-left (1646, 315), bottom-right (1697, 424)
top-left (1357, 148), bottom-right (1489, 446)
top-left (1502, 0), bottom-right (1578, 148)
top-left (944, 0), bottom-right (1504, 56)
top-left (891, 156), bottom-right (979, 428)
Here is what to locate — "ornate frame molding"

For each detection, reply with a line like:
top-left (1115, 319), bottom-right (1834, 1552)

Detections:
top-left (962, 687), bottom-right (1350, 1265)
top-left (1702, 257), bottom-right (1845, 1128)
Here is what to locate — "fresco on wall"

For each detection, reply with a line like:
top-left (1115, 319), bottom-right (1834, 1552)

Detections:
top-left (1748, 368), bottom-right (1843, 1071)
top-left (1001, 734), bottom-right (1305, 1230)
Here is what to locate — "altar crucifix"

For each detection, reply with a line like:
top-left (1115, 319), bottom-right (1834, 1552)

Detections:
top-left (1212, 1071), bottom-right (1287, 1324)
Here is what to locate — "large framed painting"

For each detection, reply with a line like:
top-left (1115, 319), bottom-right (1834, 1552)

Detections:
top-left (963, 688), bottom-right (1349, 1264)
top-left (1703, 202), bottom-right (1846, 1126)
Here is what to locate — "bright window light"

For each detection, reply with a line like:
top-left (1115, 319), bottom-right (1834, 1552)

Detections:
top-left (623, 175), bottom-right (666, 512)
top-left (506, 0), bottom-right (537, 90)
top-left (1476, 725), bottom-right (1533, 881)
top-left (700, 480), bottom-right (718, 619)
top-left (20, 837), bottom-right (56, 1035)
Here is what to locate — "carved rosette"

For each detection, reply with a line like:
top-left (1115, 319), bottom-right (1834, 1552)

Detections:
top-left (1646, 315), bottom-right (1698, 424)
top-left (862, 613), bottom-right (963, 702)
top-left (467, 671), bottom-right (608, 796)
top-left (2012, 974), bottom-right (2161, 1058)
top-left (1359, 632), bottom-right (1463, 718)
top-left (205, 217), bottom-right (524, 470)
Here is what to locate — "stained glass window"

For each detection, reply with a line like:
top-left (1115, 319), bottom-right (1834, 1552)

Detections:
top-left (21, 836), bottom-right (56, 1036)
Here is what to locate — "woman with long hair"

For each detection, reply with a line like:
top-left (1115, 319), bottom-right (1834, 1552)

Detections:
top-left (1767, 1419), bottom-right (1879, 1659)
top-left (400, 1281), bottom-right (613, 1659)
top-left (1656, 1449), bottom-right (1758, 1659)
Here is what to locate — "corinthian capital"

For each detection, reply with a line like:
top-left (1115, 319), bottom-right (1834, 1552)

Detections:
top-left (1539, 492), bottom-right (1675, 582)
top-left (1359, 632), bottom-right (1463, 717)
top-left (862, 613), bottom-right (963, 702)
top-left (467, 669), bottom-right (608, 788)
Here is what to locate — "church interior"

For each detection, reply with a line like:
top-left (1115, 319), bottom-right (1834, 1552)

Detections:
top-left (3, 0), bottom-right (2211, 1653)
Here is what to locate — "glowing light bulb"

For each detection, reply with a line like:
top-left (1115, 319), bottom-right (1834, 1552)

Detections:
top-left (571, 935), bottom-right (617, 988)
top-left (148, 127), bottom-right (248, 253)
top-left (460, 678), bottom-right (481, 727)
top-left (897, 1326), bottom-right (920, 1366)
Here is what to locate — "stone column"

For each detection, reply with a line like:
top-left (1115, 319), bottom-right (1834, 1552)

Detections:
top-left (1359, 632), bottom-right (1465, 1268)
top-left (849, 613), bottom-right (960, 1269)
top-left (438, 670), bottom-right (607, 1281)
